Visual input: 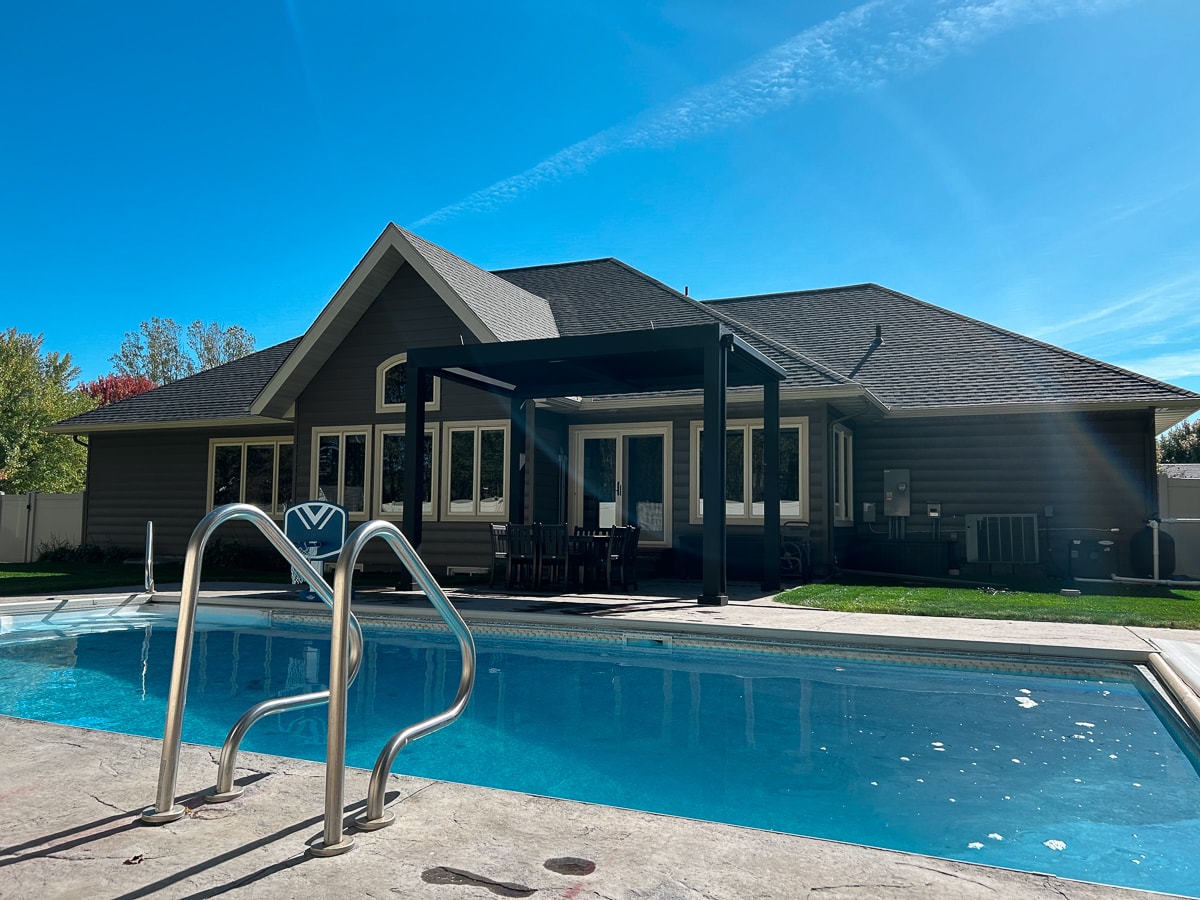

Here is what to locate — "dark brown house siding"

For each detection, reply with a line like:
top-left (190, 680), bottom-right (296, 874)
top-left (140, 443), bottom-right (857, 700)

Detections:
top-left (847, 409), bottom-right (1156, 576)
top-left (294, 263), bottom-right (511, 571)
top-left (85, 425), bottom-right (293, 556)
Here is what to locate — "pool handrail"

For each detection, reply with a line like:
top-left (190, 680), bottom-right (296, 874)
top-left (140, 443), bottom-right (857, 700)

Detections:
top-left (144, 520), bottom-right (155, 594)
top-left (309, 519), bottom-right (476, 857)
top-left (141, 503), bottom-right (364, 824)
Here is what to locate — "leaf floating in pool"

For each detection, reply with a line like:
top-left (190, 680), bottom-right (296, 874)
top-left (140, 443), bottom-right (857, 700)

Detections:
top-left (988, 833), bottom-right (1003, 841)
top-left (1011, 758), bottom-right (1022, 764)
top-left (900, 756), bottom-right (910, 762)
top-left (1044, 840), bottom-right (1067, 851)
top-left (1075, 721), bottom-right (1095, 728)
top-left (1019, 688), bottom-right (1032, 695)
top-left (1014, 696), bottom-right (1039, 709)
top-left (968, 842), bottom-right (984, 849)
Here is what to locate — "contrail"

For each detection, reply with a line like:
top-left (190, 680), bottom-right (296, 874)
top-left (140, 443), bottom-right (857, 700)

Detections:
top-left (415, 0), bottom-right (1138, 226)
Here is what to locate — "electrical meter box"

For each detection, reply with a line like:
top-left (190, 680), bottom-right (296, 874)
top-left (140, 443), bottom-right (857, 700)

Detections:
top-left (883, 468), bottom-right (910, 517)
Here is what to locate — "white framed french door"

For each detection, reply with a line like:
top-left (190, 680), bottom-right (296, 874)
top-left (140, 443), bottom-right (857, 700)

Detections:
top-left (568, 423), bottom-right (672, 547)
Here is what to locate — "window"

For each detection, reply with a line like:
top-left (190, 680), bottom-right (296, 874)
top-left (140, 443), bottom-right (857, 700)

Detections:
top-left (443, 421), bottom-right (508, 519)
top-left (311, 429), bottom-right (370, 515)
top-left (375, 352), bottom-right (439, 413)
top-left (208, 438), bottom-right (294, 515)
top-left (833, 424), bottom-right (854, 526)
top-left (690, 418), bottom-right (808, 522)
top-left (375, 425), bottom-right (438, 520)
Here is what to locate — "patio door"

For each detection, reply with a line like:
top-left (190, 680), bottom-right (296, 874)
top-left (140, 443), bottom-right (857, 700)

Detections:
top-left (570, 424), bottom-right (671, 547)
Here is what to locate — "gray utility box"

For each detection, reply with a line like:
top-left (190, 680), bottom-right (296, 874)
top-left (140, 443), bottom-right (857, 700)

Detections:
top-left (883, 468), bottom-right (911, 517)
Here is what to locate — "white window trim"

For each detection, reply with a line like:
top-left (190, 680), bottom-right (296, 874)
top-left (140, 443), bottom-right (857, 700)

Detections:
top-left (441, 419), bottom-right (510, 521)
top-left (374, 424), bottom-right (440, 521)
top-left (567, 421), bottom-right (673, 548)
top-left (375, 352), bottom-right (441, 414)
top-left (310, 427), bottom-right (372, 519)
top-left (688, 417), bottom-right (809, 525)
top-left (206, 437), bottom-right (294, 516)
top-left (833, 423), bottom-right (854, 527)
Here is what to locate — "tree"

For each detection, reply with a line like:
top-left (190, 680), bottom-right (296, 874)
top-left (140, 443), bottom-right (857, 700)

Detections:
top-left (1158, 417), bottom-right (1200, 464)
top-left (0, 329), bottom-right (96, 493)
top-left (80, 373), bottom-right (156, 406)
top-left (110, 317), bottom-right (256, 383)
top-left (187, 320), bottom-right (255, 372)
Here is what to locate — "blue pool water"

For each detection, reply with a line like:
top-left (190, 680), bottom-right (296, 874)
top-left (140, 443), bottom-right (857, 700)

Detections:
top-left (1, 606), bottom-right (1199, 897)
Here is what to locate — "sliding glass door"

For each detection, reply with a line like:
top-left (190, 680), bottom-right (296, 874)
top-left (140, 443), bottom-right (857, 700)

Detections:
top-left (571, 424), bottom-right (671, 546)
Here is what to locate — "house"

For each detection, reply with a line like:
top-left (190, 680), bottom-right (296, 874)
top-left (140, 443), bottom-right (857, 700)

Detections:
top-left (50, 224), bottom-right (1200, 598)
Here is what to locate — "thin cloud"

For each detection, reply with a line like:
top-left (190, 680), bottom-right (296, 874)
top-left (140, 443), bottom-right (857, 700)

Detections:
top-left (415, 0), bottom-right (1138, 226)
top-left (1114, 350), bottom-right (1200, 384)
top-left (1030, 270), bottom-right (1200, 349)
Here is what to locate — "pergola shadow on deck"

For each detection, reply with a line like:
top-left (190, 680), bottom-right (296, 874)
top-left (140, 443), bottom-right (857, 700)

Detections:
top-left (402, 323), bottom-right (787, 605)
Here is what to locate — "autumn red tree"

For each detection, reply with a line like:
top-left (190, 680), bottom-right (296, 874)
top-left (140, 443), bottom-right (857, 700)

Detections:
top-left (80, 373), bottom-right (156, 406)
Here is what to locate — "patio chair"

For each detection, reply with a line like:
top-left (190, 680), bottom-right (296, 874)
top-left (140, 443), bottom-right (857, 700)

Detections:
top-left (488, 523), bottom-right (509, 588)
top-left (619, 524), bottom-right (641, 591)
top-left (572, 527), bottom-right (609, 586)
top-left (507, 523), bottom-right (538, 589)
top-left (604, 526), bottom-right (640, 592)
top-left (536, 523), bottom-right (569, 590)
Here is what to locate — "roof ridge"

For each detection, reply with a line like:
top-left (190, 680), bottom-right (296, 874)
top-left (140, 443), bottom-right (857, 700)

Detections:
top-left (597, 259), bottom-right (861, 390)
top-left (492, 257), bottom-right (619, 274)
top-left (869, 285), bottom-right (1200, 401)
top-left (707, 283), bottom-right (880, 304)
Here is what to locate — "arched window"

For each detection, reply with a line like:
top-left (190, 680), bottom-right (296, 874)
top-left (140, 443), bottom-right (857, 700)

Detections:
top-left (375, 353), bottom-right (439, 413)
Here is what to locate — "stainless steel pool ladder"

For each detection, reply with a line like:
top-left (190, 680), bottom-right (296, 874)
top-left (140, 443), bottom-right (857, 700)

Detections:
top-left (140, 504), bottom-right (365, 824)
top-left (312, 519), bottom-right (476, 856)
top-left (140, 505), bottom-right (477, 860)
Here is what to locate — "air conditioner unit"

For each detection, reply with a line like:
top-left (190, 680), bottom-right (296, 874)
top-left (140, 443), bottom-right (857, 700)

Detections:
top-left (965, 514), bottom-right (1039, 564)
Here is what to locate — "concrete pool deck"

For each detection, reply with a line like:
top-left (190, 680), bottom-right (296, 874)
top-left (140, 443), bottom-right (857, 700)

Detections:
top-left (1, 580), bottom-right (1198, 899)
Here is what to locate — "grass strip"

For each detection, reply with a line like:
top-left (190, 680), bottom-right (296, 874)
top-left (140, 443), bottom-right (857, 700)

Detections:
top-left (776, 578), bottom-right (1200, 629)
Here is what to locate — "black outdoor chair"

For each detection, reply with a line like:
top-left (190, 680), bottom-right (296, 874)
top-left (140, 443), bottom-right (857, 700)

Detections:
top-left (604, 525), bottom-right (641, 591)
top-left (573, 526), bottom-right (611, 586)
top-left (536, 523), bottom-right (569, 590)
top-left (488, 523), bottom-right (509, 588)
top-left (506, 523), bottom-right (538, 589)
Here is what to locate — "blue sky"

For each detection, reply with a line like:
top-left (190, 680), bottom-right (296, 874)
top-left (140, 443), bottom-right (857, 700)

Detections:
top-left (4, 0), bottom-right (1199, 404)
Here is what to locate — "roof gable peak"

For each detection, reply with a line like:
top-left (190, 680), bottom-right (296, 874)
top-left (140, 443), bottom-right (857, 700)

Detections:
top-left (250, 224), bottom-right (558, 418)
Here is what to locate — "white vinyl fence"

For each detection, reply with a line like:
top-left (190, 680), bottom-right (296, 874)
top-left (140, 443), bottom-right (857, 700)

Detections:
top-left (1159, 474), bottom-right (1200, 577)
top-left (0, 492), bottom-right (85, 563)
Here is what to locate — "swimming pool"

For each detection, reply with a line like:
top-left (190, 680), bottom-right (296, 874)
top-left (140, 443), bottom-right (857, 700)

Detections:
top-left (1, 604), bottom-right (1198, 897)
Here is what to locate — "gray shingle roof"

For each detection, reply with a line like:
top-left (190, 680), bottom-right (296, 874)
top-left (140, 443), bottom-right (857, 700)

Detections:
top-left (400, 228), bottom-right (558, 341)
top-left (495, 259), bottom-right (852, 393)
top-left (52, 244), bottom-right (1200, 433)
top-left (49, 339), bottom-right (301, 431)
top-left (706, 284), bottom-right (1200, 410)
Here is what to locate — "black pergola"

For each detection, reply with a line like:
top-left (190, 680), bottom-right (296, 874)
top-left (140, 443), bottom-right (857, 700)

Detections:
top-left (402, 323), bottom-right (787, 605)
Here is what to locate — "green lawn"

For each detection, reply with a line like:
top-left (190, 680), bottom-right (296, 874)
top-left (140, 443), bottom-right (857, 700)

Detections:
top-left (776, 577), bottom-right (1200, 629)
top-left (0, 561), bottom-right (292, 597)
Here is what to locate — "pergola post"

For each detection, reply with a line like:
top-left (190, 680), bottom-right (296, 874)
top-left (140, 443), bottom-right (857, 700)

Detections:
top-left (762, 378), bottom-right (781, 592)
top-left (402, 365), bottom-right (426, 550)
top-left (396, 363), bottom-right (427, 592)
top-left (700, 336), bottom-right (730, 605)
top-left (508, 396), bottom-right (526, 525)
